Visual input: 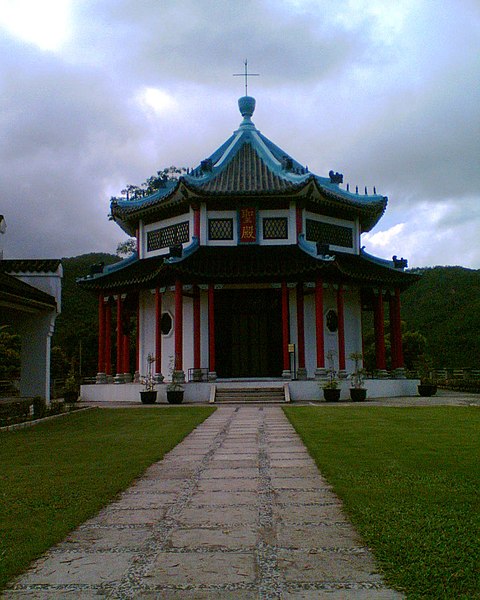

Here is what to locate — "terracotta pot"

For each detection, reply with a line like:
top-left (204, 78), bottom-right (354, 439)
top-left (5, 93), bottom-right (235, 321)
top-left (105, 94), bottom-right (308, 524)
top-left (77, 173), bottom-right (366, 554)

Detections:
top-left (418, 384), bottom-right (437, 397)
top-left (323, 388), bottom-right (341, 402)
top-left (64, 391), bottom-right (78, 403)
top-left (350, 388), bottom-right (367, 402)
top-left (140, 390), bottom-right (158, 404)
top-left (167, 390), bottom-right (184, 404)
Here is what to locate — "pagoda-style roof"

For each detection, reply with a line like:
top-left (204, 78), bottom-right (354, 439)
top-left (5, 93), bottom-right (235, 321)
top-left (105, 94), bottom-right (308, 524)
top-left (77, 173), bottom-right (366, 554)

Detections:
top-left (111, 96), bottom-right (387, 234)
top-left (0, 259), bottom-right (62, 274)
top-left (78, 246), bottom-right (418, 292)
top-left (0, 271), bottom-right (57, 311)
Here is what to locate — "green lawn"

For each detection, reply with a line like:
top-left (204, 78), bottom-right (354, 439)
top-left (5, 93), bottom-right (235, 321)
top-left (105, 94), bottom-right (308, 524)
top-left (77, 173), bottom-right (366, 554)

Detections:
top-left (283, 406), bottom-right (480, 599)
top-left (0, 407), bottom-right (215, 589)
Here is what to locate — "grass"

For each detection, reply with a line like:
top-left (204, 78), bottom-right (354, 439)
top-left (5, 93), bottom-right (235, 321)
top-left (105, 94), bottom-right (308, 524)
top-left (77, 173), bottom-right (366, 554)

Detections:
top-left (0, 406), bottom-right (215, 589)
top-left (283, 406), bottom-right (480, 599)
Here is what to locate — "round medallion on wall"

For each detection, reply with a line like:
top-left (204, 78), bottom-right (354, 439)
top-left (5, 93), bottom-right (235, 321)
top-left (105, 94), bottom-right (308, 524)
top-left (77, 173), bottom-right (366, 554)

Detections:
top-left (160, 312), bottom-right (173, 335)
top-left (326, 309), bottom-right (338, 333)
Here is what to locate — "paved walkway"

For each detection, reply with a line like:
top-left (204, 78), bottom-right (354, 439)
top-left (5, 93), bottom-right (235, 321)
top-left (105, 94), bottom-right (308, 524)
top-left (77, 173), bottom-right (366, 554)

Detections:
top-left (4, 406), bottom-right (403, 599)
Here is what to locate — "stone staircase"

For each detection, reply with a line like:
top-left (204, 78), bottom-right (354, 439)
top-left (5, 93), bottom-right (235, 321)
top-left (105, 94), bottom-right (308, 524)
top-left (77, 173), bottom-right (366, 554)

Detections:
top-left (213, 385), bottom-right (288, 403)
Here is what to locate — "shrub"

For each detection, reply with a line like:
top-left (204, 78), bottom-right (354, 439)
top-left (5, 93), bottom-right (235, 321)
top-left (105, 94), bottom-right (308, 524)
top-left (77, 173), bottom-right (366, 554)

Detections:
top-left (0, 399), bottom-right (32, 427)
top-left (32, 396), bottom-right (47, 419)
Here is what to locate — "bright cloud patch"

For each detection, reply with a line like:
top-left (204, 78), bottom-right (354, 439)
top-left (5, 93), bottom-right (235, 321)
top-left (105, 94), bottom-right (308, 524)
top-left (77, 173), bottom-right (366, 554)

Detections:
top-left (363, 223), bottom-right (405, 248)
top-left (0, 0), bottom-right (71, 51)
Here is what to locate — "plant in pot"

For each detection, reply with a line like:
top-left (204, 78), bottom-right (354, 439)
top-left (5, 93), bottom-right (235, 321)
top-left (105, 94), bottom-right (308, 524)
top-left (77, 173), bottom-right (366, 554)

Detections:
top-left (166, 356), bottom-right (184, 404)
top-left (322, 350), bottom-right (341, 402)
top-left (63, 365), bottom-right (79, 403)
top-left (140, 353), bottom-right (158, 404)
top-left (349, 352), bottom-right (367, 401)
top-left (417, 356), bottom-right (437, 397)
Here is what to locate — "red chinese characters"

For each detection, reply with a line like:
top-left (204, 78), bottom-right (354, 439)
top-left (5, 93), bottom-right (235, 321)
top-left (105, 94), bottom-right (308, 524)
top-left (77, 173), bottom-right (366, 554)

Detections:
top-left (239, 207), bottom-right (257, 243)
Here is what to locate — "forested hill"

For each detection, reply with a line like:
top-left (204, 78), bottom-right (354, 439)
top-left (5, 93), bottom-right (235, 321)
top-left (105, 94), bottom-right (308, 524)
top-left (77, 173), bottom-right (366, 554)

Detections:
top-left (52, 253), bottom-right (120, 376)
top-left (401, 266), bottom-right (480, 369)
top-left (52, 256), bottom-right (480, 376)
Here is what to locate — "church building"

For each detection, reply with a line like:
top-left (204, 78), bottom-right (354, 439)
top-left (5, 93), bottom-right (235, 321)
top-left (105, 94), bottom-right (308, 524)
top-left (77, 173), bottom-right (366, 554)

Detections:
top-left (79, 95), bottom-right (419, 401)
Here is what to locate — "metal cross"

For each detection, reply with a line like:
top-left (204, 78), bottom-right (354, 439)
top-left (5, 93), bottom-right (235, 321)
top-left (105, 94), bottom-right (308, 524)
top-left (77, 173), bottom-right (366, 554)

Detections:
top-left (233, 59), bottom-right (259, 96)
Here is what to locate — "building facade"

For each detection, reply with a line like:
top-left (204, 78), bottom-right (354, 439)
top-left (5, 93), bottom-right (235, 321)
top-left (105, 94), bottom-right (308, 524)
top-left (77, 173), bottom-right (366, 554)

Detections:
top-left (0, 216), bottom-right (62, 401)
top-left (79, 96), bottom-right (418, 400)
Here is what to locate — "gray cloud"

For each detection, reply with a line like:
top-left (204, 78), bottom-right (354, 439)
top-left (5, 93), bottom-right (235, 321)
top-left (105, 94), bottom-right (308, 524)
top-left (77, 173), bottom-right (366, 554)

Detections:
top-left (0, 0), bottom-right (479, 268)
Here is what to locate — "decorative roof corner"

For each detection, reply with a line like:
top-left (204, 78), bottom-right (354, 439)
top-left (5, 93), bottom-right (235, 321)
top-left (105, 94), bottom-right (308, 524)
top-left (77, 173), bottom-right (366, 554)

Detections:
top-left (298, 234), bottom-right (335, 262)
top-left (164, 236), bottom-right (200, 264)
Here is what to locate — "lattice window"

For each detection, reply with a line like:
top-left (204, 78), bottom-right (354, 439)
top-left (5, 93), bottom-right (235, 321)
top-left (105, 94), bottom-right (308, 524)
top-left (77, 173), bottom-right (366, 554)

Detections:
top-left (305, 219), bottom-right (353, 248)
top-left (208, 218), bottom-right (234, 240)
top-left (147, 221), bottom-right (189, 251)
top-left (263, 217), bottom-right (288, 240)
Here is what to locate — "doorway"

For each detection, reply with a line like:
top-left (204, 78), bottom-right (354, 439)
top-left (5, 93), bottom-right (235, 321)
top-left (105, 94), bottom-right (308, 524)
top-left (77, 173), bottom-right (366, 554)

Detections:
top-left (215, 289), bottom-right (283, 378)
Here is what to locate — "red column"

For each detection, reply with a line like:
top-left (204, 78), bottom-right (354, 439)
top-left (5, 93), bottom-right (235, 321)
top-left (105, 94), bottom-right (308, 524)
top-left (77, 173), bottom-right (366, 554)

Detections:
top-left (337, 285), bottom-right (346, 372)
top-left (394, 288), bottom-right (404, 368)
top-left (296, 283), bottom-right (305, 369)
top-left (296, 206), bottom-right (303, 240)
top-left (389, 293), bottom-right (398, 370)
top-left (135, 300), bottom-right (140, 373)
top-left (315, 278), bottom-right (325, 370)
top-left (123, 333), bottom-right (130, 376)
top-left (116, 295), bottom-right (123, 377)
top-left (97, 294), bottom-right (105, 374)
top-left (174, 279), bottom-right (183, 372)
top-left (193, 206), bottom-right (201, 240)
top-left (208, 284), bottom-right (215, 374)
top-left (193, 286), bottom-right (201, 369)
top-left (155, 288), bottom-right (162, 374)
top-left (374, 291), bottom-right (387, 371)
top-left (105, 300), bottom-right (112, 376)
top-left (281, 282), bottom-right (290, 372)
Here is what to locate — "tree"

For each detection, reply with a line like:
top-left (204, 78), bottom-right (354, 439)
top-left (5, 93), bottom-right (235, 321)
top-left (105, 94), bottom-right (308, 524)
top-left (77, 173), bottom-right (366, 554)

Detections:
top-left (116, 239), bottom-right (137, 257)
top-left (0, 326), bottom-right (20, 379)
top-left (112, 166), bottom-right (187, 202)
top-left (402, 330), bottom-right (428, 371)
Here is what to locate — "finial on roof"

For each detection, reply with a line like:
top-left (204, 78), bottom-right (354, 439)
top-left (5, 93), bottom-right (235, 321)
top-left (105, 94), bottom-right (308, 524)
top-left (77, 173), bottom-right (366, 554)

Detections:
top-left (233, 59), bottom-right (259, 96)
top-left (238, 95), bottom-right (256, 119)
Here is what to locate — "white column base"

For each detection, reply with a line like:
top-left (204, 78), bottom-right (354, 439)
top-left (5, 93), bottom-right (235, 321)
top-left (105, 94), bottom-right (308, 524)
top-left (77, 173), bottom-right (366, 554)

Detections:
top-left (208, 371), bottom-right (217, 382)
top-left (282, 370), bottom-right (292, 379)
top-left (375, 369), bottom-right (389, 379)
top-left (123, 373), bottom-right (132, 383)
top-left (114, 373), bottom-right (125, 384)
top-left (297, 367), bottom-right (308, 381)
top-left (96, 372), bottom-right (107, 384)
top-left (192, 369), bottom-right (203, 382)
top-left (154, 373), bottom-right (165, 384)
top-left (393, 368), bottom-right (406, 379)
top-left (314, 367), bottom-right (328, 380)
top-left (173, 370), bottom-right (185, 384)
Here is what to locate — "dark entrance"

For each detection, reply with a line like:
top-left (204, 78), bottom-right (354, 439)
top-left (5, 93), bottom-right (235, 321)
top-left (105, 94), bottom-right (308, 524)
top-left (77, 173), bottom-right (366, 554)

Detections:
top-left (215, 289), bottom-right (283, 378)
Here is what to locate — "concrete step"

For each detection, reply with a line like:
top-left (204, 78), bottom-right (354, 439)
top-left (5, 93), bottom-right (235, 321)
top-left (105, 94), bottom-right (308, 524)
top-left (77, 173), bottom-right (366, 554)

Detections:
top-left (215, 387), bottom-right (286, 403)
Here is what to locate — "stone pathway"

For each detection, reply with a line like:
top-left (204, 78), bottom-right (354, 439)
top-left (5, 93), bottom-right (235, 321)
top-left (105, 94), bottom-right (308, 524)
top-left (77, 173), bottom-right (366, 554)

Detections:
top-left (4, 406), bottom-right (403, 599)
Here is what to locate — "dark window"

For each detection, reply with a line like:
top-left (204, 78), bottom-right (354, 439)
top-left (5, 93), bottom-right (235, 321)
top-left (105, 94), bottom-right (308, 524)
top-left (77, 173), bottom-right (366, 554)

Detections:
top-left (160, 312), bottom-right (172, 335)
top-left (263, 217), bottom-right (288, 239)
top-left (147, 221), bottom-right (189, 251)
top-left (326, 310), bottom-right (338, 333)
top-left (306, 219), bottom-right (353, 248)
top-left (208, 218), bottom-right (234, 240)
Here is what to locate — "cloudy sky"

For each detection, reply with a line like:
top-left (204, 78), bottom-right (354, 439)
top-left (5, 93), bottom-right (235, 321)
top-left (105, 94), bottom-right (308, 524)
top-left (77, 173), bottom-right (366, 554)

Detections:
top-left (1, 0), bottom-right (479, 268)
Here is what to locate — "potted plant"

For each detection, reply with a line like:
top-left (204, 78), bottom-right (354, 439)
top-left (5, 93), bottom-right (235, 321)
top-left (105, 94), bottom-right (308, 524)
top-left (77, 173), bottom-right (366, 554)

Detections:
top-left (322, 350), bottom-right (341, 401)
top-left (349, 352), bottom-right (367, 401)
top-left (417, 357), bottom-right (437, 397)
top-left (166, 356), bottom-right (184, 404)
top-left (63, 364), bottom-right (79, 403)
top-left (140, 353), bottom-right (158, 404)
